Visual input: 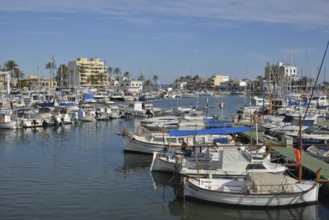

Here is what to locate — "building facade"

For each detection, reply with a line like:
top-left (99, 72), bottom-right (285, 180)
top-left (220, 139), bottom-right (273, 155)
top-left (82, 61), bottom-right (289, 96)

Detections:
top-left (109, 76), bottom-right (143, 94)
top-left (67, 57), bottom-right (108, 88)
top-left (21, 75), bottom-right (57, 90)
top-left (265, 62), bottom-right (297, 82)
top-left (209, 75), bottom-right (230, 88)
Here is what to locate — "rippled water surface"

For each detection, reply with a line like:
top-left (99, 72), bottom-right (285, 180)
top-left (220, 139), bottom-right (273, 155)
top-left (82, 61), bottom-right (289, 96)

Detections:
top-left (0, 96), bottom-right (328, 219)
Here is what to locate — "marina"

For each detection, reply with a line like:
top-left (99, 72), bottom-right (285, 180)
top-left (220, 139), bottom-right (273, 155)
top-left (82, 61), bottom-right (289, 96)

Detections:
top-left (2, 1), bottom-right (329, 219)
top-left (1, 95), bottom-right (329, 219)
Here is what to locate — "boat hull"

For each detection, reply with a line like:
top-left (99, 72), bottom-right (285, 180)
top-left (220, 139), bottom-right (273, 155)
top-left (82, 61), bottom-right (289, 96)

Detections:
top-left (123, 134), bottom-right (168, 154)
top-left (150, 152), bottom-right (182, 172)
top-left (184, 178), bottom-right (319, 207)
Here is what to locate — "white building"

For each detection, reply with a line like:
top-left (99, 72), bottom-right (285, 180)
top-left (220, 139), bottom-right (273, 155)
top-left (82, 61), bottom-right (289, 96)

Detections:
top-left (109, 76), bottom-right (143, 94)
top-left (265, 62), bottom-right (298, 82)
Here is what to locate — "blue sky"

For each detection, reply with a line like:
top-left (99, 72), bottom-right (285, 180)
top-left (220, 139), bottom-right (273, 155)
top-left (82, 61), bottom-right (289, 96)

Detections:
top-left (1, 0), bottom-right (329, 84)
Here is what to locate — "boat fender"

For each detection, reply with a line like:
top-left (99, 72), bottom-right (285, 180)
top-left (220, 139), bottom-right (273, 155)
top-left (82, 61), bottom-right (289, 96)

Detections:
top-left (175, 155), bottom-right (181, 163)
top-left (122, 127), bottom-right (127, 136)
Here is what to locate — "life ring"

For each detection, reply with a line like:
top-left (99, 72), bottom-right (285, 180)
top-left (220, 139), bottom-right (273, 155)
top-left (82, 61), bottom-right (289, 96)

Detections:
top-left (136, 126), bottom-right (147, 136)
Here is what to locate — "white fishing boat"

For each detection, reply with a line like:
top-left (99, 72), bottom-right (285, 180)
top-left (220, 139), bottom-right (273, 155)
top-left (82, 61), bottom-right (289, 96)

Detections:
top-left (251, 96), bottom-right (270, 106)
top-left (150, 148), bottom-right (191, 173)
top-left (18, 108), bottom-right (45, 128)
top-left (306, 145), bottom-right (329, 163)
top-left (268, 112), bottom-right (325, 138)
top-left (119, 126), bottom-right (241, 154)
top-left (183, 172), bottom-right (319, 207)
top-left (52, 112), bottom-right (73, 125)
top-left (150, 144), bottom-right (287, 176)
top-left (125, 102), bottom-right (154, 118)
top-left (0, 109), bottom-right (20, 129)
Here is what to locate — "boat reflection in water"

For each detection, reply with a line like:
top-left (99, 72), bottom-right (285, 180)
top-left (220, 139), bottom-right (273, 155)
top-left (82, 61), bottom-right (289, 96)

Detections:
top-left (151, 171), bottom-right (319, 220)
top-left (150, 171), bottom-right (180, 190)
top-left (116, 153), bottom-right (153, 176)
top-left (170, 200), bottom-right (318, 220)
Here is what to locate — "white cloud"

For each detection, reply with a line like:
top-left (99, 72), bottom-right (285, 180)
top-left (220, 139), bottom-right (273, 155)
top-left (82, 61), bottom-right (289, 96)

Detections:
top-left (1, 0), bottom-right (329, 30)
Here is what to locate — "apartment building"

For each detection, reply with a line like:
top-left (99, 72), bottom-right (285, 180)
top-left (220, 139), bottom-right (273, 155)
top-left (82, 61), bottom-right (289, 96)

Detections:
top-left (67, 57), bottom-right (108, 88)
top-left (209, 75), bottom-right (230, 88)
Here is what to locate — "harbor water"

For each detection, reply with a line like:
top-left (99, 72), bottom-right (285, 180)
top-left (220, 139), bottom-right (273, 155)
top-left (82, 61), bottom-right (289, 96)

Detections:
top-left (0, 96), bottom-right (329, 220)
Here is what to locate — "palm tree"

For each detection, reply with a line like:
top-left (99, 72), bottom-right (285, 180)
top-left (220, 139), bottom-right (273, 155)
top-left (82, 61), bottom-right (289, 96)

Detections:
top-left (143, 79), bottom-right (153, 91)
top-left (137, 74), bottom-right (145, 82)
top-left (5, 60), bottom-right (20, 89)
top-left (46, 61), bottom-right (55, 88)
top-left (192, 75), bottom-right (199, 80)
top-left (123, 71), bottom-right (130, 79)
top-left (99, 73), bottom-right (106, 87)
top-left (87, 75), bottom-right (98, 87)
top-left (5, 60), bottom-right (18, 77)
top-left (14, 68), bottom-right (24, 90)
top-left (107, 67), bottom-right (113, 84)
top-left (114, 67), bottom-right (121, 79)
top-left (57, 64), bottom-right (68, 89)
top-left (107, 67), bottom-right (113, 75)
top-left (152, 75), bottom-right (160, 90)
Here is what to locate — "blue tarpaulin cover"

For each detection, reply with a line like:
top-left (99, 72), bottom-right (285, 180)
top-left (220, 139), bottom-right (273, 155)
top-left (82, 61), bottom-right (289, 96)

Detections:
top-left (204, 120), bottom-right (232, 128)
top-left (169, 126), bottom-right (251, 136)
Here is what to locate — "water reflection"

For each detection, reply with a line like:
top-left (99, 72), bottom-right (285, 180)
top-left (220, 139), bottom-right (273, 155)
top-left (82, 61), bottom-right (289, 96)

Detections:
top-left (150, 171), bottom-right (180, 190)
top-left (116, 153), bottom-right (153, 176)
top-left (151, 171), bottom-right (320, 220)
top-left (172, 200), bottom-right (318, 220)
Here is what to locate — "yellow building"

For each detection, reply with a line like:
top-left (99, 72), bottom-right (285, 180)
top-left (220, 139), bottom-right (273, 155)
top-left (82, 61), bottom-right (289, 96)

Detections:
top-left (22, 75), bottom-right (57, 90)
top-left (209, 75), bottom-right (230, 88)
top-left (67, 57), bottom-right (108, 88)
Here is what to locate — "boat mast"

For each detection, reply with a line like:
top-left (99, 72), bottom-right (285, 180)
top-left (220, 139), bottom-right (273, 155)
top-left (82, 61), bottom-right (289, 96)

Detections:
top-left (298, 40), bottom-right (329, 183)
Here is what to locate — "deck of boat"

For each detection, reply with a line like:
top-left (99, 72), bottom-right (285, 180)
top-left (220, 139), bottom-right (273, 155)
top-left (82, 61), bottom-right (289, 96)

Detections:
top-left (239, 131), bottom-right (329, 181)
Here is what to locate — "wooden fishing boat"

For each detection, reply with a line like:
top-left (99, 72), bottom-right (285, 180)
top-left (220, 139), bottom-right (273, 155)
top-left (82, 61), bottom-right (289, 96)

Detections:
top-left (119, 126), bottom-right (241, 154)
top-left (183, 172), bottom-right (319, 207)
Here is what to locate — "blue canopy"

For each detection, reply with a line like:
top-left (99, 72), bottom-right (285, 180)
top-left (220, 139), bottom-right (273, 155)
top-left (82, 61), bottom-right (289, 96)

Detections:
top-left (204, 119), bottom-right (232, 128)
top-left (169, 126), bottom-right (251, 136)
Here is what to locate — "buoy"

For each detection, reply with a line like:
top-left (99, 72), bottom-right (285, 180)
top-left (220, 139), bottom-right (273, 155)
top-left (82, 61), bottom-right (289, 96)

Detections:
top-left (136, 126), bottom-right (147, 137)
top-left (219, 102), bottom-right (224, 109)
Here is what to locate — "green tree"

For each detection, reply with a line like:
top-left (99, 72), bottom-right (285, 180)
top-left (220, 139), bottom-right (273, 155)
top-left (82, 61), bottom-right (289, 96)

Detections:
top-left (108, 67), bottom-right (113, 76)
top-left (5, 60), bottom-right (23, 89)
top-left (46, 61), bottom-right (56, 88)
top-left (152, 75), bottom-right (160, 90)
top-left (143, 79), bottom-right (152, 91)
top-left (5, 60), bottom-right (18, 77)
top-left (99, 73), bottom-right (106, 87)
top-left (123, 71), bottom-right (130, 78)
top-left (114, 67), bottom-right (121, 78)
top-left (13, 68), bottom-right (24, 90)
top-left (192, 75), bottom-right (199, 80)
top-left (57, 64), bottom-right (68, 89)
top-left (87, 75), bottom-right (98, 86)
top-left (137, 74), bottom-right (145, 82)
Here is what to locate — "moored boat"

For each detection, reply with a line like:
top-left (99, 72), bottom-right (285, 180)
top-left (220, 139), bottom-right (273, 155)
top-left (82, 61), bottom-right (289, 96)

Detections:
top-left (183, 172), bottom-right (319, 207)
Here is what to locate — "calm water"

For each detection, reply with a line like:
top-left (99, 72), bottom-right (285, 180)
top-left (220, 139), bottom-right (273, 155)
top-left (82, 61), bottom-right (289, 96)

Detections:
top-left (0, 96), bottom-right (328, 220)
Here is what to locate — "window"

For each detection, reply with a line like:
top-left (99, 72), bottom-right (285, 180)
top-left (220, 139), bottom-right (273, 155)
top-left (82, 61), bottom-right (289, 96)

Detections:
top-left (153, 137), bottom-right (165, 142)
top-left (166, 138), bottom-right (177, 143)
top-left (246, 164), bottom-right (266, 169)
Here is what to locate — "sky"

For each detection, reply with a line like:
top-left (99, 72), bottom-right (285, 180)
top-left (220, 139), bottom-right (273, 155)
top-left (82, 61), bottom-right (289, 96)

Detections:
top-left (1, 0), bottom-right (329, 84)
